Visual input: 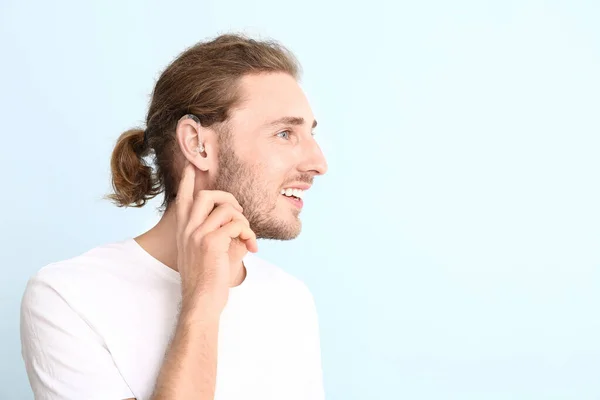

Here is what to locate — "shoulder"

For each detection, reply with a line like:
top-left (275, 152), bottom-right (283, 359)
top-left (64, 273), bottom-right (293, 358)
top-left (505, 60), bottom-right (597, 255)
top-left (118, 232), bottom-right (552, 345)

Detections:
top-left (25, 240), bottom-right (136, 293)
top-left (21, 239), bottom-right (158, 318)
top-left (20, 241), bottom-right (140, 400)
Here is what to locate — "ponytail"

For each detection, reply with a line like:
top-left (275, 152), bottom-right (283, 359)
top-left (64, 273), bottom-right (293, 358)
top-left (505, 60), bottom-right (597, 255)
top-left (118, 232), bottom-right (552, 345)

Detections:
top-left (106, 128), bottom-right (161, 207)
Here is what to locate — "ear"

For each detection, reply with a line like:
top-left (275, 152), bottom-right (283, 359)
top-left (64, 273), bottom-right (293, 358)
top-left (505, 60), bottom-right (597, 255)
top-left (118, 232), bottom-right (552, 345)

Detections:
top-left (175, 116), bottom-right (216, 172)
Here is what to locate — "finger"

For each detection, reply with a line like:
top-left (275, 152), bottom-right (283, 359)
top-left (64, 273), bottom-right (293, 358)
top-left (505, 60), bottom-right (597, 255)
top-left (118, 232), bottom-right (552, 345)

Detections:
top-left (175, 161), bottom-right (195, 236)
top-left (239, 228), bottom-right (259, 253)
top-left (184, 191), bottom-right (243, 236)
top-left (196, 203), bottom-right (249, 234)
top-left (217, 221), bottom-right (258, 253)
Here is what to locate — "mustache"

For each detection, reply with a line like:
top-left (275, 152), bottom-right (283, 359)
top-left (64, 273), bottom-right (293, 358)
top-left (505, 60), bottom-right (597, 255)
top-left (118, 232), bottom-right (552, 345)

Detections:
top-left (282, 174), bottom-right (314, 186)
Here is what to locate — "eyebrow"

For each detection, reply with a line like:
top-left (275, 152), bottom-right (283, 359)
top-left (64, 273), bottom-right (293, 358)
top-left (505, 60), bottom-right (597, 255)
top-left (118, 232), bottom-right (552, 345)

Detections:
top-left (264, 116), bottom-right (318, 129)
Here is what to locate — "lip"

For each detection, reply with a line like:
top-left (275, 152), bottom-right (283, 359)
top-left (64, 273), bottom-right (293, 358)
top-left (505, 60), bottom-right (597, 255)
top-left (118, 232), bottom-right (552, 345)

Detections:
top-left (282, 194), bottom-right (304, 209)
top-left (281, 183), bottom-right (312, 191)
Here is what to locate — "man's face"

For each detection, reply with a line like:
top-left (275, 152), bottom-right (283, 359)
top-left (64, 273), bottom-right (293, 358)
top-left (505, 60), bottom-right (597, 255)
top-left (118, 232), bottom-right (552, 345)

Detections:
top-left (211, 72), bottom-right (328, 240)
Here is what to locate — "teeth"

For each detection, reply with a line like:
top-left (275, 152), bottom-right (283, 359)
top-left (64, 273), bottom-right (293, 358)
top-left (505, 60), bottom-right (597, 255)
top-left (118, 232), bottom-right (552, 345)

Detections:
top-left (280, 188), bottom-right (304, 199)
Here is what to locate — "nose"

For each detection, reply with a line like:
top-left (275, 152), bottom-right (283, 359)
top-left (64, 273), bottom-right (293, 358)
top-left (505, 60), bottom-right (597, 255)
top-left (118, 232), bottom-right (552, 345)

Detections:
top-left (298, 137), bottom-right (328, 176)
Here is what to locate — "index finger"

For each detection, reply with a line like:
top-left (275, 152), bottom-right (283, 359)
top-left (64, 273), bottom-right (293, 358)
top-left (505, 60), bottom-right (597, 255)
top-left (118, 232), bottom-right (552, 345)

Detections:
top-left (175, 161), bottom-right (195, 233)
top-left (184, 191), bottom-right (243, 237)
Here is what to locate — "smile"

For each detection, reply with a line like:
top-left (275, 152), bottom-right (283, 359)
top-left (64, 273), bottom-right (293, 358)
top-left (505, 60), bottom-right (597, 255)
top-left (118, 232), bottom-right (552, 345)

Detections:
top-left (280, 188), bottom-right (305, 209)
top-left (280, 188), bottom-right (304, 199)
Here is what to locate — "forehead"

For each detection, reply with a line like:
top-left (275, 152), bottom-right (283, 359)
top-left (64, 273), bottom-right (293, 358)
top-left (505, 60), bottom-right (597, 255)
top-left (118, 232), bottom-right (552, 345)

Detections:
top-left (229, 72), bottom-right (314, 129)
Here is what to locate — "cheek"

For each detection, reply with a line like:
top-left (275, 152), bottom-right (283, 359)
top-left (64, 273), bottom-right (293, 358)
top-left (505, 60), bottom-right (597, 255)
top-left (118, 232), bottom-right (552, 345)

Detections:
top-left (266, 159), bottom-right (293, 186)
top-left (252, 149), bottom-right (290, 174)
top-left (245, 147), bottom-right (297, 189)
top-left (271, 150), bottom-right (296, 171)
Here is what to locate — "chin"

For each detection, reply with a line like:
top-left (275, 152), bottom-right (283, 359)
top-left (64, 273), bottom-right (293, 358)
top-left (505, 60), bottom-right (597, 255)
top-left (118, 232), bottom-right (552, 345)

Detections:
top-left (283, 224), bottom-right (302, 240)
top-left (253, 218), bottom-right (302, 241)
top-left (280, 214), bottom-right (302, 239)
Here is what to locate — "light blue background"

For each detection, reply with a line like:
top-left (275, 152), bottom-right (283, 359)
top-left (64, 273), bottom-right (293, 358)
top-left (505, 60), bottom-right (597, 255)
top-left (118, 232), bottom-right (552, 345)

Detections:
top-left (1, 0), bottom-right (599, 399)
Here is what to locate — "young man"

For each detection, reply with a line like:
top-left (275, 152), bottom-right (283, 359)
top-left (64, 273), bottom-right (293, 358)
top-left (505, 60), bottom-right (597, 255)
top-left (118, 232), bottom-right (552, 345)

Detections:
top-left (20, 34), bottom-right (328, 400)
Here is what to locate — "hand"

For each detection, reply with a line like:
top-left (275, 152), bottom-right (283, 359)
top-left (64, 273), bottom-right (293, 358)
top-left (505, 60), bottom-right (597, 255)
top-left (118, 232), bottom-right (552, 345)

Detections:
top-left (175, 161), bottom-right (258, 314)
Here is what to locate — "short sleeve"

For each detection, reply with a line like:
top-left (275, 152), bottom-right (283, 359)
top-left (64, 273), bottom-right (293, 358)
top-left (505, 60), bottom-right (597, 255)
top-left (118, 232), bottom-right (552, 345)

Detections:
top-left (20, 275), bottom-right (135, 400)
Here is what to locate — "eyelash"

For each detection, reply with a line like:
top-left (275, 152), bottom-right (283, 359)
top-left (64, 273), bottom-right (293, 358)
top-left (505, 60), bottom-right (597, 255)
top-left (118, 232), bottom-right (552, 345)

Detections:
top-left (275, 130), bottom-right (316, 140)
top-left (276, 130), bottom-right (291, 140)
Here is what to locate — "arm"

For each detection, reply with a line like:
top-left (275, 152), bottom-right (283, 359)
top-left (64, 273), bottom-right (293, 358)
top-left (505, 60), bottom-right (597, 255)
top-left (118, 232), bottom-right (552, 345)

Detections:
top-left (150, 302), bottom-right (220, 399)
top-left (150, 163), bottom-right (257, 399)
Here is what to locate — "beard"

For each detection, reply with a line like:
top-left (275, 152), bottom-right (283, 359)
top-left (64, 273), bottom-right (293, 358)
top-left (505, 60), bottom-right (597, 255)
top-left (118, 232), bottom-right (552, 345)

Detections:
top-left (211, 142), bottom-right (302, 241)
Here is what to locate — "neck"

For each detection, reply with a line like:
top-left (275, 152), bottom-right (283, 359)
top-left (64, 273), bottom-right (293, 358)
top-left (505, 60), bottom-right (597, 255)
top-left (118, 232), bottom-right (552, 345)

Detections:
top-left (133, 205), bottom-right (247, 287)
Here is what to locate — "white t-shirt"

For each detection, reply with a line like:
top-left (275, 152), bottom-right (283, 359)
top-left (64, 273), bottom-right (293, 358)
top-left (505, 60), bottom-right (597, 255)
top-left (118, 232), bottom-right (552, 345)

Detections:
top-left (20, 239), bottom-right (325, 400)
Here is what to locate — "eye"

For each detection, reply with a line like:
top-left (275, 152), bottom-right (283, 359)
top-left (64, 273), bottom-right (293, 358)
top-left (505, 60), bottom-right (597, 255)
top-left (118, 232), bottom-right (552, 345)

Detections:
top-left (276, 130), bottom-right (291, 140)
